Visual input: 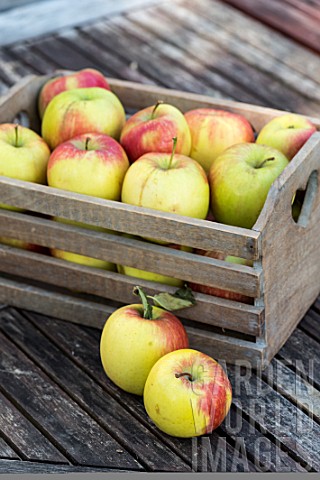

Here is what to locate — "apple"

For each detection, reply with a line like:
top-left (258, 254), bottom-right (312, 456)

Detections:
top-left (117, 236), bottom-right (192, 287)
top-left (256, 113), bottom-right (317, 160)
top-left (0, 123), bottom-right (50, 210)
top-left (50, 216), bottom-right (116, 271)
top-left (144, 348), bottom-right (232, 437)
top-left (47, 133), bottom-right (129, 200)
top-left (0, 237), bottom-right (47, 253)
top-left (100, 287), bottom-right (189, 395)
top-left (42, 87), bottom-right (126, 149)
top-left (209, 143), bottom-right (289, 229)
top-left (120, 101), bottom-right (192, 163)
top-left (184, 108), bottom-right (255, 174)
top-left (38, 68), bottom-right (111, 118)
top-left (189, 249), bottom-right (253, 303)
top-left (121, 139), bottom-right (210, 240)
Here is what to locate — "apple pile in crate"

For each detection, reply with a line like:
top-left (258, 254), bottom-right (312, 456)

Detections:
top-left (0, 68), bottom-right (317, 437)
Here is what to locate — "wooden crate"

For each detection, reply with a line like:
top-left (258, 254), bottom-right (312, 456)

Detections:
top-left (0, 72), bottom-right (320, 368)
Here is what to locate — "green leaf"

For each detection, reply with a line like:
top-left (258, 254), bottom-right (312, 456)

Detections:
top-left (173, 284), bottom-right (196, 304)
top-left (152, 292), bottom-right (194, 311)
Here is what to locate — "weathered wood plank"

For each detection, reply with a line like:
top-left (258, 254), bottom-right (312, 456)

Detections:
top-left (0, 459), bottom-right (127, 474)
top-left (299, 307), bottom-right (320, 343)
top-left (181, 0), bottom-right (320, 109)
top-left (0, 438), bottom-right (20, 460)
top-left (0, 245), bottom-right (264, 336)
top-left (221, 0), bottom-right (320, 54)
top-left (0, 0), bottom-right (167, 47)
top-left (0, 276), bottom-right (266, 366)
top-left (254, 132), bottom-right (320, 364)
top-left (0, 211), bottom-right (260, 296)
top-left (227, 365), bottom-right (320, 471)
top-left (0, 176), bottom-right (260, 261)
top-left (219, 407), bottom-right (307, 472)
top-left (25, 311), bottom-right (259, 472)
top-left (0, 308), bottom-right (190, 472)
top-left (0, 329), bottom-right (143, 469)
top-left (0, 390), bottom-right (67, 463)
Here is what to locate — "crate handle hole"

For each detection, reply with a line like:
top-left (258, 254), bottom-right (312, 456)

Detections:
top-left (292, 170), bottom-right (318, 227)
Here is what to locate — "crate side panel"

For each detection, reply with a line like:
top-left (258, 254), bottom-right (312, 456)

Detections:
top-left (256, 133), bottom-right (320, 361)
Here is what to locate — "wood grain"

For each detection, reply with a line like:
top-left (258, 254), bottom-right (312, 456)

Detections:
top-left (254, 132), bottom-right (320, 364)
top-left (0, 209), bottom-right (261, 297)
top-left (0, 244), bottom-right (264, 335)
top-left (0, 308), bottom-right (190, 472)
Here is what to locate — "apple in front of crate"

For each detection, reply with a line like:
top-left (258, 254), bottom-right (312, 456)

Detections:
top-left (184, 108), bottom-right (255, 174)
top-left (189, 249), bottom-right (253, 303)
top-left (47, 132), bottom-right (129, 200)
top-left (0, 123), bottom-right (50, 210)
top-left (209, 143), bottom-right (289, 229)
top-left (38, 68), bottom-right (111, 118)
top-left (100, 287), bottom-right (189, 395)
top-left (121, 139), bottom-right (210, 242)
top-left (117, 236), bottom-right (192, 287)
top-left (144, 348), bottom-right (232, 437)
top-left (42, 87), bottom-right (126, 149)
top-left (256, 113), bottom-right (317, 160)
top-left (120, 102), bottom-right (192, 163)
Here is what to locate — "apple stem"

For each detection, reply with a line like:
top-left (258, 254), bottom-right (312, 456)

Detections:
top-left (175, 372), bottom-right (194, 382)
top-left (168, 137), bottom-right (178, 169)
top-left (14, 124), bottom-right (19, 147)
top-left (133, 286), bottom-right (153, 320)
top-left (85, 137), bottom-right (91, 150)
top-left (256, 156), bottom-right (275, 169)
top-left (151, 100), bottom-right (163, 120)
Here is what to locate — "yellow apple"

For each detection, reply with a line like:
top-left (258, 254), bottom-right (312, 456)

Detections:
top-left (144, 348), bottom-right (232, 437)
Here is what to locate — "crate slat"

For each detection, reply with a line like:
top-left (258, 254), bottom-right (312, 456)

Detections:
top-left (0, 209), bottom-right (262, 297)
top-left (0, 275), bottom-right (266, 367)
top-left (0, 176), bottom-right (260, 260)
top-left (0, 244), bottom-right (264, 336)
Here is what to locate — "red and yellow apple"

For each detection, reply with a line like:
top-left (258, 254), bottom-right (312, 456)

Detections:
top-left (184, 108), bottom-right (255, 173)
top-left (120, 102), bottom-right (192, 163)
top-left (100, 289), bottom-right (189, 395)
top-left (0, 237), bottom-right (47, 253)
top-left (209, 143), bottom-right (289, 229)
top-left (144, 348), bottom-right (232, 437)
top-left (0, 123), bottom-right (50, 210)
top-left (47, 133), bottom-right (129, 200)
top-left (38, 68), bottom-right (111, 118)
top-left (189, 249), bottom-right (253, 303)
top-left (121, 142), bottom-right (210, 240)
top-left (42, 87), bottom-right (126, 149)
top-left (256, 113), bottom-right (317, 160)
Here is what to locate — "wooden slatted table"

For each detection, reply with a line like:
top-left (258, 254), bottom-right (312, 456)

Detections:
top-left (0, 0), bottom-right (320, 473)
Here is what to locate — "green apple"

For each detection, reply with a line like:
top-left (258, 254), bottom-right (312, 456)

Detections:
top-left (209, 143), bottom-right (289, 229)
top-left (144, 348), bottom-right (232, 437)
top-left (120, 101), bottom-right (192, 163)
top-left (100, 288), bottom-right (189, 395)
top-left (0, 123), bottom-right (50, 210)
top-left (185, 108), bottom-right (255, 173)
top-left (256, 113), bottom-right (316, 160)
top-left (38, 68), bottom-right (111, 118)
top-left (121, 139), bottom-right (210, 242)
top-left (42, 87), bottom-right (126, 149)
